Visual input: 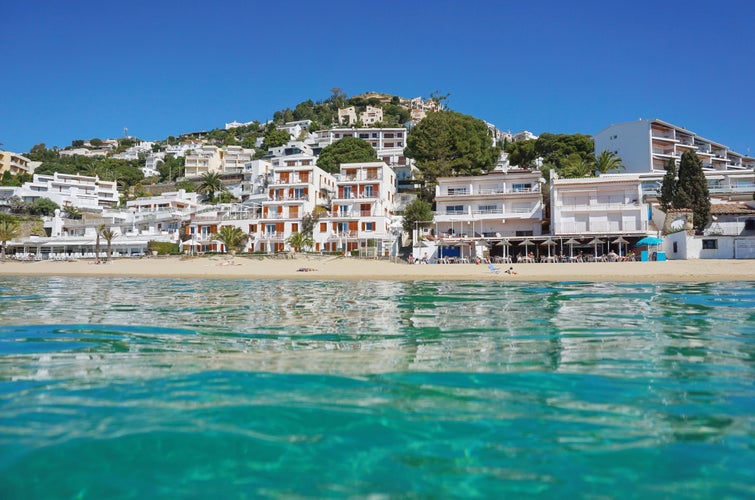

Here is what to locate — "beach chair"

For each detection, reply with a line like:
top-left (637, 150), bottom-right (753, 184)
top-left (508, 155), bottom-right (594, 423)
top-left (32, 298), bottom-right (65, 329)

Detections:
top-left (488, 263), bottom-right (501, 274)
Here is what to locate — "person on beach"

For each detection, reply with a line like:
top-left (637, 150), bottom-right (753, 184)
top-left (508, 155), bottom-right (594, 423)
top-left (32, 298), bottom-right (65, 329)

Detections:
top-left (505, 267), bottom-right (517, 275)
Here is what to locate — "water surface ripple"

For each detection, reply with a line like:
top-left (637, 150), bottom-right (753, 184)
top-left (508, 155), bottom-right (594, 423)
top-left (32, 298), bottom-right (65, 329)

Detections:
top-left (0, 276), bottom-right (753, 498)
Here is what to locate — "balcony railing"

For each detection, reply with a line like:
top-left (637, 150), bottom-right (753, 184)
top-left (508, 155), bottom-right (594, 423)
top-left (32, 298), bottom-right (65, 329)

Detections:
top-left (553, 221), bottom-right (649, 234)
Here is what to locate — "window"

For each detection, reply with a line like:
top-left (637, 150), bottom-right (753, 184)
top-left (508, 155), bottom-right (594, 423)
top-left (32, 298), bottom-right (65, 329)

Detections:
top-left (363, 185), bottom-right (374, 197)
top-left (447, 187), bottom-right (468, 196)
top-left (337, 222), bottom-right (349, 233)
top-left (265, 224), bottom-right (276, 235)
top-left (477, 204), bottom-right (498, 214)
top-left (343, 186), bottom-right (353, 198)
top-left (293, 188), bottom-right (305, 199)
top-left (702, 239), bottom-right (718, 250)
top-left (673, 242), bottom-right (678, 253)
top-left (446, 205), bottom-right (464, 215)
top-left (745, 219), bottom-right (755, 231)
top-left (363, 222), bottom-right (375, 231)
top-left (512, 183), bottom-right (532, 192)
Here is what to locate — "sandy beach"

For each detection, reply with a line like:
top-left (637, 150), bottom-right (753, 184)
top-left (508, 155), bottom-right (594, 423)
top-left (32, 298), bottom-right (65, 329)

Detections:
top-left (2, 255), bottom-right (754, 282)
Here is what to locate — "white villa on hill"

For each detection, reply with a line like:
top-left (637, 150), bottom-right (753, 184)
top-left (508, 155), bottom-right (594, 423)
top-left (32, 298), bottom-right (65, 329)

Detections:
top-left (0, 172), bottom-right (119, 211)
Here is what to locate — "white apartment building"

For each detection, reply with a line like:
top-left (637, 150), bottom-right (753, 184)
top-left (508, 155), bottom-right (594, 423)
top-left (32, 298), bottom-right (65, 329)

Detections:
top-left (142, 153), bottom-right (165, 178)
top-left (239, 159), bottom-right (274, 206)
top-left (594, 118), bottom-right (755, 174)
top-left (126, 189), bottom-right (199, 214)
top-left (0, 150), bottom-right (40, 176)
top-left (410, 170), bottom-right (544, 262)
top-left (268, 141), bottom-right (314, 158)
top-left (434, 170), bottom-right (544, 239)
top-left (249, 156), bottom-right (337, 253)
top-left (184, 145), bottom-right (254, 177)
top-left (550, 174), bottom-right (649, 237)
top-left (58, 148), bottom-right (111, 158)
top-left (276, 120), bottom-right (312, 140)
top-left (316, 161), bottom-right (397, 255)
top-left (1, 172), bottom-right (119, 210)
top-left (111, 141), bottom-right (155, 161)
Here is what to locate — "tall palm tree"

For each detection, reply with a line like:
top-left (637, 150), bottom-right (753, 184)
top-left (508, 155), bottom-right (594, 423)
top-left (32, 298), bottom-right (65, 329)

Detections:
top-left (0, 218), bottom-right (21, 259)
top-left (95, 223), bottom-right (106, 262)
top-left (213, 225), bottom-right (247, 254)
top-left (100, 228), bottom-right (118, 262)
top-left (197, 172), bottom-right (225, 202)
top-left (593, 150), bottom-right (626, 175)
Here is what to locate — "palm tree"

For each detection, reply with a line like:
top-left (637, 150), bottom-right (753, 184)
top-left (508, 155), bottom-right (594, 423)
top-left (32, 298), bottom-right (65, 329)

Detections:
top-left (593, 150), bottom-right (625, 175)
top-left (100, 228), bottom-right (118, 262)
top-left (286, 232), bottom-right (314, 252)
top-left (561, 153), bottom-right (593, 178)
top-left (197, 172), bottom-right (224, 202)
top-left (95, 223), bottom-right (106, 262)
top-left (0, 218), bottom-right (21, 259)
top-left (213, 225), bottom-right (247, 254)
top-left (63, 205), bottom-right (82, 220)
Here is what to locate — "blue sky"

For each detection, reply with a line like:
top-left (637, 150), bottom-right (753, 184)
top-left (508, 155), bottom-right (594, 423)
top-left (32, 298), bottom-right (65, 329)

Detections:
top-left (2, 0), bottom-right (753, 155)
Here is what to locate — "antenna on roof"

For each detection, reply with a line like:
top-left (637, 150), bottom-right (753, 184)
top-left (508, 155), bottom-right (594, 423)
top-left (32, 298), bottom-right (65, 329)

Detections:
top-left (124, 127), bottom-right (128, 138)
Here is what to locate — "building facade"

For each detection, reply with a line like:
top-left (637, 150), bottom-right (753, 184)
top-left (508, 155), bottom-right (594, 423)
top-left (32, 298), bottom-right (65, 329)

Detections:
top-left (0, 150), bottom-right (40, 176)
top-left (594, 119), bottom-right (755, 174)
top-left (550, 174), bottom-right (649, 237)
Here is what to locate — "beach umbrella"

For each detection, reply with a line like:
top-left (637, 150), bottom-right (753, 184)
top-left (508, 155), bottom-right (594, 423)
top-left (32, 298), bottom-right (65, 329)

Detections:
top-left (496, 239), bottom-right (511, 259)
top-left (587, 238), bottom-right (604, 259)
top-left (540, 238), bottom-right (557, 258)
top-left (520, 238), bottom-right (534, 257)
top-left (635, 236), bottom-right (663, 247)
top-left (612, 236), bottom-right (629, 257)
top-left (564, 238), bottom-right (581, 258)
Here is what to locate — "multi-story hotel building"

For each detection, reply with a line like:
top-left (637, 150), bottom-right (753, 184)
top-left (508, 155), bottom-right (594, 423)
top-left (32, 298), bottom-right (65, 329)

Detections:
top-left (316, 161), bottom-right (397, 255)
top-left (594, 119), bottom-right (754, 174)
top-left (433, 170), bottom-right (544, 238)
top-left (250, 154), bottom-right (336, 253)
top-left (549, 174), bottom-right (649, 237)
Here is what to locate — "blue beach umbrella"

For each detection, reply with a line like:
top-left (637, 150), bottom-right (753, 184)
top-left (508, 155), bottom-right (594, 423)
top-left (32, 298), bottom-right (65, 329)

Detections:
top-left (635, 236), bottom-right (663, 247)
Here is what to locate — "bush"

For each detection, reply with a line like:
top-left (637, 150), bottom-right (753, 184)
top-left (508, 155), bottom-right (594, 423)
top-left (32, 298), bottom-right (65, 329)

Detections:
top-left (147, 241), bottom-right (180, 255)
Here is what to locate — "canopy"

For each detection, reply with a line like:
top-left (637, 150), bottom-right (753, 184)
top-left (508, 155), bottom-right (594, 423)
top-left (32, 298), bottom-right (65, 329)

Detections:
top-left (588, 238), bottom-right (604, 259)
top-left (612, 236), bottom-right (629, 257)
top-left (540, 238), bottom-right (556, 258)
top-left (564, 238), bottom-right (581, 257)
top-left (635, 236), bottom-right (663, 247)
top-left (519, 239), bottom-right (534, 256)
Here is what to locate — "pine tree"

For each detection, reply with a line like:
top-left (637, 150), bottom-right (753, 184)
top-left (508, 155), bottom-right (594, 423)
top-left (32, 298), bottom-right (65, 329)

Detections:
top-left (674, 151), bottom-right (710, 232)
top-left (659, 158), bottom-right (677, 211)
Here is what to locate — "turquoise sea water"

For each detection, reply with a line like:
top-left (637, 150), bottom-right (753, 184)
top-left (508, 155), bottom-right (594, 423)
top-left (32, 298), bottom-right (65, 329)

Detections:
top-left (0, 276), bottom-right (753, 498)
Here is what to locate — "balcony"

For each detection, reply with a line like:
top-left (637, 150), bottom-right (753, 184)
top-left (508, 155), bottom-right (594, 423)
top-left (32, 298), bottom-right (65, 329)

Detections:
top-left (553, 221), bottom-right (649, 234)
top-left (651, 128), bottom-right (676, 141)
